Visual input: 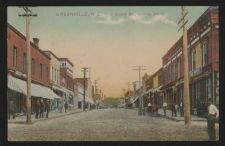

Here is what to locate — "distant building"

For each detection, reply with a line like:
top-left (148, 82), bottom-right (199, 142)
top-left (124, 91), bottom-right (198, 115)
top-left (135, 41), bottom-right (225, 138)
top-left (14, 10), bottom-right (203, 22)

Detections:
top-left (74, 78), bottom-right (95, 110)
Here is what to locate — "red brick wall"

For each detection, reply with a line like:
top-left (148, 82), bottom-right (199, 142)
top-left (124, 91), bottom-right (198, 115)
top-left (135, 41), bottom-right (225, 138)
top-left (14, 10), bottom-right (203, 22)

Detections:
top-left (7, 25), bottom-right (50, 87)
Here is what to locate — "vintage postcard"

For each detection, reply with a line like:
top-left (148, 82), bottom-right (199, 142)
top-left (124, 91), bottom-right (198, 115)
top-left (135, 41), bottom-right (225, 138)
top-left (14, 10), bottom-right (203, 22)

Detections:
top-left (6, 6), bottom-right (219, 141)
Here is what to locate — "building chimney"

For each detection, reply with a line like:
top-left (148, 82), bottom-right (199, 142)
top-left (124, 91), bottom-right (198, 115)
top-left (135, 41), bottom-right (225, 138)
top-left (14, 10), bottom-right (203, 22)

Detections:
top-left (33, 38), bottom-right (39, 48)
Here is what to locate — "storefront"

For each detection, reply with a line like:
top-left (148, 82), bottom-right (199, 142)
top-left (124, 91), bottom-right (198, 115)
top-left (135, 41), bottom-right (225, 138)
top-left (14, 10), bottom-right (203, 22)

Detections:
top-left (8, 75), bottom-right (60, 114)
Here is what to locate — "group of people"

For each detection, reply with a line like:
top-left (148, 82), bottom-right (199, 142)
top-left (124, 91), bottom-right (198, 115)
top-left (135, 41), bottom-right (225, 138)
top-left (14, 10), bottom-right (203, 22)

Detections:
top-left (8, 100), bottom-right (16, 120)
top-left (161, 99), bottom-right (219, 141)
top-left (162, 101), bottom-right (184, 117)
top-left (57, 100), bottom-right (69, 113)
top-left (35, 99), bottom-right (51, 119)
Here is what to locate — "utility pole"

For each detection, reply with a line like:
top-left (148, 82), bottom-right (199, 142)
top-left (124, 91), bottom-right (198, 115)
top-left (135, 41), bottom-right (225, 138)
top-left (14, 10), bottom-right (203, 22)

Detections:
top-left (19, 7), bottom-right (37, 124)
top-left (132, 66), bottom-right (146, 115)
top-left (178, 6), bottom-right (191, 127)
top-left (81, 67), bottom-right (88, 111)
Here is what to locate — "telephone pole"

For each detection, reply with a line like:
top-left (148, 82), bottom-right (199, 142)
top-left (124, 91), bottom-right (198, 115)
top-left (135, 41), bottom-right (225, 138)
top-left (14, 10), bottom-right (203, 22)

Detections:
top-left (178, 6), bottom-right (191, 127)
top-left (81, 67), bottom-right (88, 111)
top-left (132, 66), bottom-right (146, 115)
top-left (19, 7), bottom-right (37, 124)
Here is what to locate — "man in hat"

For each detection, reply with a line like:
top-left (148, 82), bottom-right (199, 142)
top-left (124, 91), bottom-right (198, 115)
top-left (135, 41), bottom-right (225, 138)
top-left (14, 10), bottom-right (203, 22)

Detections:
top-left (207, 98), bottom-right (219, 141)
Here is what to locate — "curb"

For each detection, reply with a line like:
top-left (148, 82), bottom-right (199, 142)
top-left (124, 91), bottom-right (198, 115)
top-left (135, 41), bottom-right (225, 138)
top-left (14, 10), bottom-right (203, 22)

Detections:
top-left (8, 110), bottom-right (84, 124)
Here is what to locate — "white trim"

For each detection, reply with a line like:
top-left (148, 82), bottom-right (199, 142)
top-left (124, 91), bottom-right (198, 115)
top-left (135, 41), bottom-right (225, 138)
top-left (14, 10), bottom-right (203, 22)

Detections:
top-left (191, 36), bottom-right (199, 45)
top-left (200, 27), bottom-right (211, 38)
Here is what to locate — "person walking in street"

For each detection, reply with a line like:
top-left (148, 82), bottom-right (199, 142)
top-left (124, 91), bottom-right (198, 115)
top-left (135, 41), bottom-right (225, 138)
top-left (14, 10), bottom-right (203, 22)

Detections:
top-left (45, 99), bottom-right (51, 118)
top-left (35, 100), bottom-right (41, 119)
top-left (207, 98), bottom-right (219, 141)
top-left (8, 100), bottom-right (16, 120)
top-left (39, 99), bottom-right (45, 118)
top-left (64, 101), bottom-right (68, 113)
top-left (163, 101), bottom-right (167, 116)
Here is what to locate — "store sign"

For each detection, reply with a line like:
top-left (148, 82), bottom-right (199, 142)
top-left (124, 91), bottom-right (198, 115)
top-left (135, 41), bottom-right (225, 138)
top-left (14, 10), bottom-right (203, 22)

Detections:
top-left (189, 67), bottom-right (202, 77)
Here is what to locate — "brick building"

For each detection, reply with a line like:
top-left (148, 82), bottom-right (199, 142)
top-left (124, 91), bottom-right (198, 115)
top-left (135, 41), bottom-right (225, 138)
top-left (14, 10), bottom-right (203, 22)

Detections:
top-left (144, 68), bottom-right (163, 108)
top-left (59, 58), bottom-right (75, 109)
top-left (7, 23), bottom-right (59, 113)
top-left (161, 6), bottom-right (219, 115)
top-left (43, 50), bottom-right (64, 110)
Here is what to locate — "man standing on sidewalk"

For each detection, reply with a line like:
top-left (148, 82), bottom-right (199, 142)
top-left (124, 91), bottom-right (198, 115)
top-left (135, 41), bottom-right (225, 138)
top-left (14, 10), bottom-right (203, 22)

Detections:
top-left (35, 100), bottom-right (41, 119)
top-left (207, 98), bottom-right (219, 141)
top-left (45, 100), bottom-right (51, 118)
top-left (40, 99), bottom-right (45, 118)
top-left (163, 101), bottom-right (167, 116)
top-left (8, 100), bottom-right (16, 120)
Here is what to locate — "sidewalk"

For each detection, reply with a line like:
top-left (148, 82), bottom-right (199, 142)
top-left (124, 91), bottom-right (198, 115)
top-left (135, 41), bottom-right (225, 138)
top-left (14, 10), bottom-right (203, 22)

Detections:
top-left (8, 109), bottom-right (84, 124)
top-left (157, 108), bottom-right (206, 122)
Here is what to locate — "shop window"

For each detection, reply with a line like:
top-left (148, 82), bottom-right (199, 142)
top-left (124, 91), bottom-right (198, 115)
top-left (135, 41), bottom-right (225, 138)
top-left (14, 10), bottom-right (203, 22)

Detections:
top-left (207, 77), bottom-right (212, 99)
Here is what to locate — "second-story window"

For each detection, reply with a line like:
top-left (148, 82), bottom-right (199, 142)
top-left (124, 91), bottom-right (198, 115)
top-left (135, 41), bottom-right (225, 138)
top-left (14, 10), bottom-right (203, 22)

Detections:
top-left (13, 46), bottom-right (17, 67)
top-left (46, 67), bottom-right (49, 81)
top-left (177, 59), bottom-right (180, 78)
top-left (39, 63), bottom-right (42, 79)
top-left (192, 49), bottom-right (196, 70)
top-left (31, 58), bottom-right (35, 76)
top-left (52, 67), bottom-right (54, 81)
top-left (202, 40), bottom-right (208, 66)
top-left (174, 63), bottom-right (176, 80)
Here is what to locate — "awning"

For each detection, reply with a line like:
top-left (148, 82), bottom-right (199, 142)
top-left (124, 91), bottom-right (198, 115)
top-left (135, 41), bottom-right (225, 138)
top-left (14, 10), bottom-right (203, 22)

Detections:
top-left (8, 75), bottom-right (60, 99)
top-left (131, 96), bottom-right (139, 103)
top-left (78, 94), bottom-right (95, 105)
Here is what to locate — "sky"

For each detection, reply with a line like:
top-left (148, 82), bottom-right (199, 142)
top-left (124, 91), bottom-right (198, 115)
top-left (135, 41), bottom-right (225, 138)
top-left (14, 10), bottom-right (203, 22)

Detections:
top-left (8, 6), bottom-right (209, 98)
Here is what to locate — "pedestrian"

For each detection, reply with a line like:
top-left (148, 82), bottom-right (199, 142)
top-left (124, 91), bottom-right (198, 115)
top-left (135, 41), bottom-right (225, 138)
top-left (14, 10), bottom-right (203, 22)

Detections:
top-left (148, 102), bottom-right (152, 115)
top-left (163, 101), bottom-right (167, 116)
top-left (175, 104), bottom-right (178, 117)
top-left (180, 101), bottom-right (184, 117)
top-left (35, 99), bottom-right (41, 119)
top-left (39, 99), bottom-right (45, 118)
top-left (171, 103), bottom-right (176, 117)
top-left (65, 101), bottom-right (68, 113)
top-left (45, 99), bottom-right (51, 118)
top-left (207, 98), bottom-right (219, 141)
top-left (8, 100), bottom-right (16, 120)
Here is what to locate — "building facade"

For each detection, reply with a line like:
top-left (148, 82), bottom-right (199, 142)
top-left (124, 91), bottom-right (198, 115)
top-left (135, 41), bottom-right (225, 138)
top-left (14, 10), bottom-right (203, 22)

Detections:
top-left (74, 78), bottom-right (95, 110)
top-left (43, 50), bottom-right (63, 110)
top-left (7, 24), bottom-right (55, 113)
top-left (161, 6), bottom-right (219, 115)
top-left (59, 58), bottom-right (75, 110)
